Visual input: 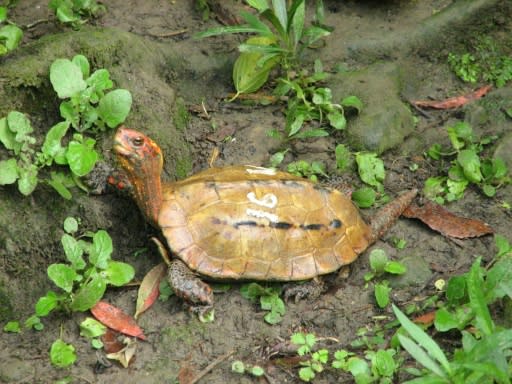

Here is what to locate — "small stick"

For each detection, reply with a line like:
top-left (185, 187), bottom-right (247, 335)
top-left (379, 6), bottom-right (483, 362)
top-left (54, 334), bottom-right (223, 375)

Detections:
top-left (147, 29), bottom-right (188, 38)
top-left (187, 350), bottom-right (235, 384)
top-left (24, 18), bottom-right (51, 29)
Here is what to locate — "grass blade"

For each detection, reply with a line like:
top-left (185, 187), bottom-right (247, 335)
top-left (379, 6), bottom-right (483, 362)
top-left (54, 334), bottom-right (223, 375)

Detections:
top-left (467, 259), bottom-right (494, 335)
top-left (393, 304), bottom-right (451, 375)
top-left (271, 0), bottom-right (287, 31)
top-left (398, 335), bottom-right (446, 379)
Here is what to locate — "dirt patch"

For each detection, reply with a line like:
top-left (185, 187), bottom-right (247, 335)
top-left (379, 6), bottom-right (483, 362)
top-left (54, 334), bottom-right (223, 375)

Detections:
top-left (1, 1), bottom-right (511, 383)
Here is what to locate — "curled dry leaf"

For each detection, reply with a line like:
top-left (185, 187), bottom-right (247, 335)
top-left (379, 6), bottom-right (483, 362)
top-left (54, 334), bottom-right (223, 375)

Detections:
top-left (412, 85), bottom-right (492, 109)
top-left (105, 337), bottom-right (137, 368)
top-left (135, 262), bottom-right (167, 319)
top-left (91, 301), bottom-right (146, 340)
top-left (403, 200), bottom-right (494, 239)
top-left (101, 328), bottom-right (125, 354)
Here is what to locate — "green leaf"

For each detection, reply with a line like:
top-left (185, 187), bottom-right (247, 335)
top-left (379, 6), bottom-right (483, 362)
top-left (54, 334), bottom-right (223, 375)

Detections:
top-left (50, 339), bottom-right (76, 368)
top-left (393, 304), bottom-right (451, 375)
top-left (356, 152), bottom-right (385, 188)
top-left (369, 248), bottom-right (388, 273)
top-left (97, 89), bottom-right (132, 128)
top-left (48, 264), bottom-right (77, 293)
top-left (7, 110), bottom-right (33, 141)
top-left (0, 24), bottom-right (23, 51)
top-left (3, 321), bottom-right (20, 333)
top-left (0, 117), bottom-right (19, 151)
top-left (384, 261), bottom-right (406, 275)
top-left (446, 275), bottom-right (466, 303)
top-left (327, 110), bottom-right (346, 130)
top-left (66, 138), bottom-right (98, 176)
top-left (64, 217), bottom-right (79, 234)
top-left (79, 317), bottom-right (106, 338)
top-left (35, 291), bottom-right (59, 317)
top-left (397, 335), bottom-right (446, 379)
top-left (467, 259), bottom-right (494, 335)
top-left (271, 0), bottom-right (287, 31)
top-left (0, 7), bottom-right (6, 23)
top-left (72, 54), bottom-right (90, 78)
top-left (47, 173), bottom-right (73, 200)
top-left (41, 121), bottom-right (70, 159)
top-left (55, 4), bottom-right (80, 23)
top-left (457, 149), bottom-right (482, 183)
top-left (290, 0), bottom-right (305, 48)
top-left (61, 234), bottom-right (86, 269)
top-left (59, 100), bottom-right (79, 128)
top-left (50, 59), bottom-right (87, 99)
top-left (17, 165), bottom-right (38, 196)
top-left (433, 307), bottom-right (460, 332)
top-left (482, 184), bottom-right (496, 197)
top-left (341, 95), bottom-right (363, 112)
top-left (70, 273), bottom-right (107, 311)
top-left (24, 315), bottom-right (43, 331)
top-left (104, 261), bottom-right (135, 286)
top-left (352, 187), bottom-right (376, 208)
top-left (89, 230), bottom-right (113, 269)
top-left (375, 281), bottom-right (391, 308)
top-left (246, 0), bottom-right (269, 12)
top-left (0, 158), bottom-right (19, 185)
top-left (87, 68), bottom-right (113, 93)
top-left (423, 177), bottom-right (446, 201)
top-left (288, 113), bottom-right (305, 137)
top-left (373, 349), bottom-right (396, 377)
top-left (335, 144), bottom-right (351, 171)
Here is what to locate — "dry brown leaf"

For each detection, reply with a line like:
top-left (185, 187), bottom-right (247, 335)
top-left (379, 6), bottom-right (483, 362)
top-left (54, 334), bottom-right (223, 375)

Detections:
top-left (135, 262), bottom-right (167, 319)
top-left (403, 200), bottom-right (494, 238)
top-left (105, 337), bottom-right (137, 368)
top-left (91, 301), bottom-right (146, 340)
top-left (101, 328), bottom-right (125, 354)
top-left (412, 85), bottom-right (492, 109)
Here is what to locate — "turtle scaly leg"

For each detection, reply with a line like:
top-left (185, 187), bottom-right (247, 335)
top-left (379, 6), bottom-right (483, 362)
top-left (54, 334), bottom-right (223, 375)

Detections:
top-left (168, 259), bottom-right (214, 310)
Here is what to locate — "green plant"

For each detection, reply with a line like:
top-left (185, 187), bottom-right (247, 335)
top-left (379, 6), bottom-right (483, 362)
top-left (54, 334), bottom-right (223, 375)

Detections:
top-left (286, 159), bottom-right (327, 182)
top-left (0, 5), bottom-right (22, 55)
top-left (49, 0), bottom-right (105, 29)
top-left (231, 360), bottom-right (265, 377)
top-left (79, 317), bottom-right (106, 349)
top-left (240, 283), bottom-right (285, 324)
top-left (424, 122), bottom-right (509, 203)
top-left (291, 332), bottom-right (329, 382)
top-left (196, 0), bottom-right (332, 98)
top-left (364, 249), bottom-right (406, 308)
top-left (0, 55), bottom-right (132, 198)
top-left (30, 217), bottom-right (134, 325)
top-left (448, 53), bottom-right (480, 84)
top-left (50, 338), bottom-right (77, 368)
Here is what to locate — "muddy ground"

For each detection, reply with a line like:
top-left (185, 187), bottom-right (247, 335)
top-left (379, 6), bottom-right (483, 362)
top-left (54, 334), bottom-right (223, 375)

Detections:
top-left (1, 1), bottom-right (511, 383)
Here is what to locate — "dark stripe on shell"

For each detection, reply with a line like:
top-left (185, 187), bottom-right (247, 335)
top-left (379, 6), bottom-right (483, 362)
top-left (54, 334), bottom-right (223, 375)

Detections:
top-left (269, 221), bottom-right (293, 229)
top-left (233, 220), bottom-right (259, 228)
top-left (329, 219), bottom-right (342, 228)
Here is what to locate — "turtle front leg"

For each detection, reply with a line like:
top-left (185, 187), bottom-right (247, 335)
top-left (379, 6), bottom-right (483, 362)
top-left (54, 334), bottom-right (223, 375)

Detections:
top-left (168, 259), bottom-right (214, 313)
top-left (283, 277), bottom-right (326, 303)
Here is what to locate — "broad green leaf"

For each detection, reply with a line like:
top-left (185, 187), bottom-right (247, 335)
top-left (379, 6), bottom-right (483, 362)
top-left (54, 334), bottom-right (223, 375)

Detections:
top-left (66, 138), bottom-right (98, 176)
top-left (0, 24), bottom-right (23, 51)
top-left (335, 143), bottom-right (351, 171)
top-left (80, 317), bottom-right (106, 338)
top-left (289, 0), bottom-right (305, 48)
top-left (385, 261), bottom-right (406, 275)
top-left (369, 248), bottom-right (388, 273)
top-left (59, 100), bottom-right (79, 128)
top-left (47, 176), bottom-right (73, 200)
top-left (42, 121), bottom-right (70, 158)
top-left (50, 59), bottom-right (87, 98)
top-left (7, 110), bottom-right (33, 138)
top-left (0, 7), bottom-right (6, 22)
top-left (50, 339), bottom-right (76, 368)
top-left (446, 275), bottom-right (466, 303)
top-left (423, 177), bottom-right (446, 201)
top-left (397, 335), bottom-right (446, 379)
top-left (467, 259), bottom-right (494, 335)
top-left (48, 263), bottom-right (77, 293)
top-left (90, 230), bottom-right (113, 269)
top-left (35, 291), bottom-right (59, 317)
top-left (3, 321), bottom-right (20, 333)
top-left (375, 281), bottom-right (391, 308)
top-left (70, 273), bottom-right (107, 311)
top-left (55, 4), bottom-right (79, 23)
top-left (373, 349), bottom-right (396, 377)
top-left (17, 164), bottom-right (38, 195)
top-left (246, 0), bottom-right (269, 12)
top-left (327, 110), bottom-right (346, 130)
top-left (72, 54), bottom-right (90, 78)
top-left (433, 307), bottom-right (460, 332)
top-left (63, 217), bottom-right (79, 234)
top-left (302, 25), bottom-right (331, 46)
top-left (393, 304), bottom-right (451, 375)
top-left (0, 117), bottom-right (19, 151)
top-left (482, 184), bottom-right (496, 197)
top-left (0, 158), bottom-right (18, 185)
top-left (352, 187), bottom-right (376, 208)
top-left (271, 0), bottom-right (287, 30)
top-left (288, 113), bottom-right (304, 136)
top-left (457, 149), bottom-right (482, 183)
top-left (97, 89), bottom-right (132, 128)
top-left (87, 68), bottom-right (113, 93)
top-left (104, 261), bottom-right (135, 286)
top-left (356, 152), bottom-right (385, 188)
top-left (341, 95), bottom-right (364, 112)
top-left (293, 128), bottom-right (329, 139)
top-left (61, 233), bottom-right (86, 269)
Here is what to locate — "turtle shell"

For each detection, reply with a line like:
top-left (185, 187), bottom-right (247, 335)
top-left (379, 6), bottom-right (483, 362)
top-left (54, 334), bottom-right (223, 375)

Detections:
top-left (159, 165), bottom-right (372, 281)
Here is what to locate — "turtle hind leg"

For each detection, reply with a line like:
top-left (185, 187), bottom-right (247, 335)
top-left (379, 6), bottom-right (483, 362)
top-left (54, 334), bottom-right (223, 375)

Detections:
top-left (168, 259), bottom-right (214, 312)
top-left (283, 278), bottom-right (326, 303)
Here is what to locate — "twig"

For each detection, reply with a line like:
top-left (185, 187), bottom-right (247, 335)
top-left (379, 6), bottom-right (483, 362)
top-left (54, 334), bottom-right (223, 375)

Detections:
top-left (24, 18), bottom-right (51, 30)
top-left (147, 29), bottom-right (188, 38)
top-left (187, 350), bottom-right (235, 384)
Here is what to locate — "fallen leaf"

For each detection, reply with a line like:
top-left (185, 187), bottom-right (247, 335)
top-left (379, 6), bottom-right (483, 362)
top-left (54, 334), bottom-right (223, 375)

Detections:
top-left (177, 355), bottom-right (197, 384)
top-left (91, 301), bottom-right (146, 340)
top-left (412, 85), bottom-right (492, 109)
top-left (403, 200), bottom-right (494, 238)
top-left (135, 263), bottom-right (167, 319)
top-left (101, 328), bottom-right (125, 354)
top-left (413, 310), bottom-right (436, 325)
top-left (105, 337), bottom-right (137, 368)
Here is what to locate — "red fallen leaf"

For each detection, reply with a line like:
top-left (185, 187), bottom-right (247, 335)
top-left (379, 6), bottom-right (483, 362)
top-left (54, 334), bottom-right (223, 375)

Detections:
top-left (91, 301), bottom-right (146, 340)
top-left (101, 328), bottom-right (125, 354)
top-left (403, 200), bottom-right (494, 239)
top-left (413, 310), bottom-right (436, 325)
top-left (135, 262), bottom-right (167, 319)
top-left (412, 85), bottom-right (492, 109)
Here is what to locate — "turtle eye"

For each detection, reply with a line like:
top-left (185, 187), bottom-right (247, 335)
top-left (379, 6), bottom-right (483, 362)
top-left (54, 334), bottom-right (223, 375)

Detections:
top-left (132, 136), bottom-right (144, 147)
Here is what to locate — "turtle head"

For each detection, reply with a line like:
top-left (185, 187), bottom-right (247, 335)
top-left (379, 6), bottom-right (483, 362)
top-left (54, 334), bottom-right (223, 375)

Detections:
top-left (113, 126), bottom-right (163, 227)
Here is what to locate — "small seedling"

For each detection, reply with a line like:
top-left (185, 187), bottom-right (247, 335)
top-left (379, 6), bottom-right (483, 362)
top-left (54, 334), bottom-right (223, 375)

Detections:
top-left (287, 159), bottom-right (327, 182)
top-left (240, 283), bottom-right (285, 324)
top-left (50, 338), bottom-right (77, 368)
top-left (0, 6), bottom-right (23, 55)
top-left (291, 332), bottom-right (329, 382)
top-left (364, 249), bottom-right (406, 308)
top-left (231, 360), bottom-right (265, 377)
top-left (3, 321), bottom-right (21, 333)
top-left (424, 121), bottom-right (509, 203)
top-left (79, 317), bottom-right (107, 349)
top-left (49, 0), bottom-right (105, 29)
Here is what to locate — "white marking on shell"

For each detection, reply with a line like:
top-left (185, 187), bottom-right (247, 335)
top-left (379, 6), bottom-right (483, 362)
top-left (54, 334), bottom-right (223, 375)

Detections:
top-left (246, 208), bottom-right (278, 223)
top-left (245, 166), bottom-right (276, 175)
top-left (247, 192), bottom-right (278, 208)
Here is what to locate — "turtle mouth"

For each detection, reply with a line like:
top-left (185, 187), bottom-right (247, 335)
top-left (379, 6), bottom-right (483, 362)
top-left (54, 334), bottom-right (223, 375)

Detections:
top-left (113, 140), bottom-right (132, 158)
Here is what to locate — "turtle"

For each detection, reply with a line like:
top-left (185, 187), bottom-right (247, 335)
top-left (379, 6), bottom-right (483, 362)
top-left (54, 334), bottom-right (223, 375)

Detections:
top-left (112, 126), bottom-right (417, 310)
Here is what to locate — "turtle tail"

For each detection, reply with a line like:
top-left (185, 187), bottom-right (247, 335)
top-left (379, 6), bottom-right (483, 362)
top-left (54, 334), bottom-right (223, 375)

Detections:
top-left (368, 189), bottom-right (418, 244)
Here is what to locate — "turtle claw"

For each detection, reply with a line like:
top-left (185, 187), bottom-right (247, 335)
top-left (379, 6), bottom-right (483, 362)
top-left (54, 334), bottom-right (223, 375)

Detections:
top-left (283, 279), bottom-right (326, 303)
